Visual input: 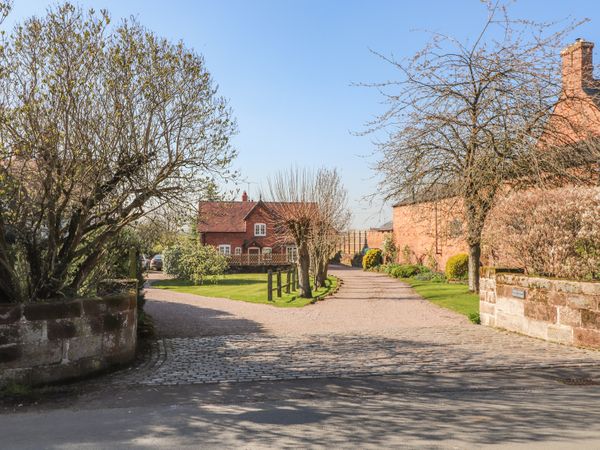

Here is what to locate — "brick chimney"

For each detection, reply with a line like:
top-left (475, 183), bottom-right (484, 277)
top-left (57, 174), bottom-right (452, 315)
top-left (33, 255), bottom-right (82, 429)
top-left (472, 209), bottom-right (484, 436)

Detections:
top-left (241, 191), bottom-right (248, 202)
top-left (561, 39), bottom-right (595, 95)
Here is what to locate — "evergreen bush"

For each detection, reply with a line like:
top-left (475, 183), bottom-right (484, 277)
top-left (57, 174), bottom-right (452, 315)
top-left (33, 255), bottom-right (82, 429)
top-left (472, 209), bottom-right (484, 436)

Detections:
top-left (362, 249), bottom-right (383, 270)
top-left (445, 253), bottom-right (469, 280)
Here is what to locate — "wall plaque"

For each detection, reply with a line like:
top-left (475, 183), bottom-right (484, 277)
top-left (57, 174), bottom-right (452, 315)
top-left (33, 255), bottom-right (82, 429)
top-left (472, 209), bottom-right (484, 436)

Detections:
top-left (512, 288), bottom-right (526, 299)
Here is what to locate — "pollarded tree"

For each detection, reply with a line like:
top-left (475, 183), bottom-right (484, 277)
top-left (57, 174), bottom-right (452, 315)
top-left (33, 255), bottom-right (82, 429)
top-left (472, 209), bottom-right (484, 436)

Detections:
top-left (0, 4), bottom-right (236, 302)
top-left (267, 168), bottom-right (317, 298)
top-left (309, 168), bottom-right (351, 288)
top-left (267, 167), bottom-right (350, 296)
top-left (366, 1), bottom-right (599, 292)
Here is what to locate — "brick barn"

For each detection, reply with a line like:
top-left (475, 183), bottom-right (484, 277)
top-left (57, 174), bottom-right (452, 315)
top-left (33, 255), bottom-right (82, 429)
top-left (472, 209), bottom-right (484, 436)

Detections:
top-left (197, 191), bottom-right (297, 266)
top-left (391, 39), bottom-right (600, 270)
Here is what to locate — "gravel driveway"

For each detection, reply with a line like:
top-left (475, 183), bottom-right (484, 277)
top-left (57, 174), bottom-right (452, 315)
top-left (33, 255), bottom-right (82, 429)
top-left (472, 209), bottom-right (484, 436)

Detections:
top-left (144, 265), bottom-right (465, 337)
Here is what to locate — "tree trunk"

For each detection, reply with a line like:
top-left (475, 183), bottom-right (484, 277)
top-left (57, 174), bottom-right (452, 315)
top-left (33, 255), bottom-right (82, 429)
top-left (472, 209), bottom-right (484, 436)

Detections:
top-left (297, 243), bottom-right (312, 298)
top-left (314, 259), bottom-right (328, 289)
top-left (468, 242), bottom-right (481, 293)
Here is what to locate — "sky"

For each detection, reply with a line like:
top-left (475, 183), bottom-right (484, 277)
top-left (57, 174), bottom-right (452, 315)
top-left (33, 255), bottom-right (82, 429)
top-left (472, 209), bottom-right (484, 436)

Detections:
top-left (7, 0), bottom-right (600, 227)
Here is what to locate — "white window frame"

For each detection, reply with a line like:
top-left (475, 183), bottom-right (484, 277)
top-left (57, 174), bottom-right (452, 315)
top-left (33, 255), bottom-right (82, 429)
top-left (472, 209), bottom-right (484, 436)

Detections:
top-left (286, 245), bottom-right (297, 263)
top-left (234, 247), bottom-right (242, 255)
top-left (218, 244), bottom-right (231, 256)
top-left (254, 223), bottom-right (266, 237)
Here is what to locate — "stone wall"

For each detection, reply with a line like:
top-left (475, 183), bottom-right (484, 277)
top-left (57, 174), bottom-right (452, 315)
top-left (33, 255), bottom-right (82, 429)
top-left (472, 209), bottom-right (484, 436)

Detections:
top-left (0, 292), bottom-right (137, 386)
top-left (480, 268), bottom-right (600, 349)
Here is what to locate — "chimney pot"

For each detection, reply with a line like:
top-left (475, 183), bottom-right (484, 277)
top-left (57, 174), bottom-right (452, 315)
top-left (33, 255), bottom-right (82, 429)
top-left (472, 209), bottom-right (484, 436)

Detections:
top-left (242, 191), bottom-right (248, 202)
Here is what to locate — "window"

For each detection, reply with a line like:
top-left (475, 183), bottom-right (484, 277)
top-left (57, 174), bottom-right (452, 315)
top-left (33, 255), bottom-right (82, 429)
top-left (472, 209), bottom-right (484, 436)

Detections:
top-left (286, 245), bottom-right (297, 263)
top-left (218, 244), bottom-right (231, 255)
top-left (254, 223), bottom-right (266, 236)
top-left (234, 247), bottom-right (242, 255)
top-left (262, 247), bottom-right (272, 260)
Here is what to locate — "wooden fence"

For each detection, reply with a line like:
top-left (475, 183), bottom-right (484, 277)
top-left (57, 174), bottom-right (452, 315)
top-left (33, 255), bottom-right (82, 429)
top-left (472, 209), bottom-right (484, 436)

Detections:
top-left (228, 254), bottom-right (291, 266)
top-left (267, 268), bottom-right (298, 301)
top-left (338, 230), bottom-right (369, 256)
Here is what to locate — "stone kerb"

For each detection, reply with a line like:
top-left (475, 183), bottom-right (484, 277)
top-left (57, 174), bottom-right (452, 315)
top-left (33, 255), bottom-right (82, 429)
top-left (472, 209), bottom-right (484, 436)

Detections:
top-left (0, 281), bottom-right (137, 387)
top-left (480, 268), bottom-right (600, 348)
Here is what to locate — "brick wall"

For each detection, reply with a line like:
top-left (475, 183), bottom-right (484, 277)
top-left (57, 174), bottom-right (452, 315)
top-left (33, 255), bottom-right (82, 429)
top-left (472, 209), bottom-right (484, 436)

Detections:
top-left (0, 291), bottom-right (137, 387)
top-left (480, 268), bottom-right (600, 349)
top-left (393, 197), bottom-right (467, 269)
top-left (366, 229), bottom-right (388, 250)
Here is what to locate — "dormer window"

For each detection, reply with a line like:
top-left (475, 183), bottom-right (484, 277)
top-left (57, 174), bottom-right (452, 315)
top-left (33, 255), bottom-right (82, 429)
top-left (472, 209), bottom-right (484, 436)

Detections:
top-left (254, 223), bottom-right (266, 236)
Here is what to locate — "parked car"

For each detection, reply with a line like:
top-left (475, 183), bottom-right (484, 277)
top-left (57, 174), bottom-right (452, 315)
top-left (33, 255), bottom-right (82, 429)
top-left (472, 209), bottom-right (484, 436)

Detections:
top-left (150, 254), bottom-right (163, 271)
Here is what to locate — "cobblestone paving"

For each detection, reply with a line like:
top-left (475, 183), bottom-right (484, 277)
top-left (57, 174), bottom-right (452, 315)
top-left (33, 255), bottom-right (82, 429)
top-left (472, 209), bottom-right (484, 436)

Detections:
top-left (114, 327), bottom-right (600, 386)
top-left (111, 268), bottom-right (600, 386)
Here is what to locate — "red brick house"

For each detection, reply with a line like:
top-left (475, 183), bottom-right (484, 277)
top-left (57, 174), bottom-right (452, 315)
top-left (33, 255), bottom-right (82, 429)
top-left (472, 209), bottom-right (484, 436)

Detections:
top-left (197, 191), bottom-right (297, 265)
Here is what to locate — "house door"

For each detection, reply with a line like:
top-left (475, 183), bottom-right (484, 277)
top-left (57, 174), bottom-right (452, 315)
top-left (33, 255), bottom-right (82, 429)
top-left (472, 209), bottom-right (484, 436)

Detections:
top-left (248, 247), bottom-right (260, 265)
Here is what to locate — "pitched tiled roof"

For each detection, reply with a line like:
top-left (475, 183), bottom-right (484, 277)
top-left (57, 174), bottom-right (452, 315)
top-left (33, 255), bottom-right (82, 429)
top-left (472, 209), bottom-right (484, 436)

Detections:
top-left (371, 221), bottom-right (393, 231)
top-left (197, 201), bottom-right (256, 233)
top-left (198, 200), bottom-right (318, 233)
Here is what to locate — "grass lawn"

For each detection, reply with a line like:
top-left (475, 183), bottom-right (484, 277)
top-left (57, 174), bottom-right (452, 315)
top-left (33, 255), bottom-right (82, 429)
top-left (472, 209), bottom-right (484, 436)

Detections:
top-left (152, 273), bottom-right (338, 308)
top-left (401, 278), bottom-right (479, 317)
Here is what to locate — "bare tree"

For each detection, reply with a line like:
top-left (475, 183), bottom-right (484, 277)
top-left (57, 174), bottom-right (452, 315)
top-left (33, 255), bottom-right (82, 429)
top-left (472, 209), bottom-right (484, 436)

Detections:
top-left (267, 168), bottom-right (317, 298)
top-left (267, 167), bottom-right (350, 296)
top-left (309, 168), bottom-right (351, 288)
top-left (0, 4), bottom-right (236, 301)
top-left (365, 1), bottom-right (598, 292)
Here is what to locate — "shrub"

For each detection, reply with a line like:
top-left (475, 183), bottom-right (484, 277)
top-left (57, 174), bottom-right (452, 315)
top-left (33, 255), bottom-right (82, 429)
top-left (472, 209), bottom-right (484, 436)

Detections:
top-left (484, 187), bottom-right (600, 281)
top-left (386, 263), bottom-right (429, 279)
top-left (430, 272), bottom-right (447, 283)
top-left (381, 234), bottom-right (397, 263)
top-left (329, 251), bottom-right (342, 264)
top-left (413, 271), bottom-right (446, 282)
top-left (362, 249), bottom-right (383, 270)
top-left (468, 312), bottom-right (481, 325)
top-left (351, 252), bottom-right (363, 267)
top-left (164, 239), bottom-right (228, 284)
top-left (446, 253), bottom-right (469, 280)
top-left (401, 245), bottom-right (412, 263)
top-left (163, 243), bottom-right (185, 277)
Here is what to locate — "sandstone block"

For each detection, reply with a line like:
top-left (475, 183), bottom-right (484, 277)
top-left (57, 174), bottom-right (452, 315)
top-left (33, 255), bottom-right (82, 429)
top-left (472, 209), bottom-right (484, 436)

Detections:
top-left (525, 318), bottom-right (548, 339)
top-left (524, 302), bottom-right (557, 323)
top-left (574, 328), bottom-right (600, 348)
top-left (558, 306), bottom-right (581, 327)
top-left (547, 325), bottom-right (573, 344)
top-left (496, 297), bottom-right (524, 316)
top-left (496, 312), bottom-right (525, 333)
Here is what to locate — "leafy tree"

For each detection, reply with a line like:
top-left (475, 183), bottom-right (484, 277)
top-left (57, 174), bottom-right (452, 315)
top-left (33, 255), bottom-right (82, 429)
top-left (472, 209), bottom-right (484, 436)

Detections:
top-left (163, 239), bottom-right (228, 284)
top-left (0, 4), bottom-right (236, 302)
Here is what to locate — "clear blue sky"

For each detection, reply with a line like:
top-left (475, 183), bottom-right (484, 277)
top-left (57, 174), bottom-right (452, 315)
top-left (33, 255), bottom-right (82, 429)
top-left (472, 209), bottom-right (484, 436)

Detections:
top-left (8, 1), bottom-right (599, 227)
